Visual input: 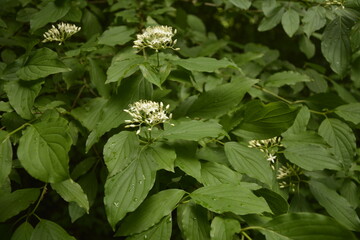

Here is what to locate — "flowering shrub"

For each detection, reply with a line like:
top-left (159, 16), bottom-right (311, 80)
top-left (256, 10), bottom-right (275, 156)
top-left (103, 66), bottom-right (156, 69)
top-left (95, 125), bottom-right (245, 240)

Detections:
top-left (0, 0), bottom-right (360, 239)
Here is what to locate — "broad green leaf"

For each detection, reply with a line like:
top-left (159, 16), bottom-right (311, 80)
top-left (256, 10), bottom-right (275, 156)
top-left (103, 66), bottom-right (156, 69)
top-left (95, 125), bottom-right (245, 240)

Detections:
top-left (282, 131), bottom-right (327, 148)
top-left (330, 79), bottom-right (357, 103)
top-left (225, 142), bottom-right (273, 186)
top-left (116, 189), bottom-right (185, 236)
top-left (229, 0), bottom-right (251, 10)
top-left (190, 184), bottom-right (271, 215)
top-left (235, 101), bottom-right (299, 138)
top-left (3, 80), bottom-right (42, 119)
top-left (302, 6), bottom-right (326, 37)
top-left (284, 144), bottom-right (341, 171)
top-left (174, 141), bottom-right (202, 182)
top-left (98, 26), bottom-right (135, 46)
top-left (254, 188), bottom-right (289, 215)
top-left (11, 222), bottom-right (33, 240)
top-left (126, 215), bottom-right (172, 240)
top-left (161, 120), bottom-right (223, 141)
top-left (282, 106), bottom-right (310, 136)
top-left (262, 0), bottom-right (278, 17)
top-left (309, 180), bottom-right (360, 231)
top-left (262, 212), bottom-right (357, 240)
top-left (17, 118), bottom-right (72, 183)
top-left (318, 118), bottom-right (356, 169)
top-left (200, 162), bottom-right (242, 186)
top-left (210, 217), bottom-right (240, 240)
top-left (258, 6), bottom-right (284, 32)
top-left (88, 58), bottom-right (111, 98)
top-left (29, 220), bottom-right (76, 240)
top-left (305, 69), bottom-right (328, 93)
top-left (0, 131), bottom-right (12, 191)
top-left (51, 179), bottom-right (90, 213)
top-left (0, 188), bottom-right (40, 222)
top-left (145, 143), bottom-right (176, 172)
top-left (104, 151), bottom-right (157, 230)
top-left (340, 180), bottom-right (359, 209)
top-left (299, 35), bottom-right (315, 59)
top-left (351, 21), bottom-right (360, 50)
top-left (177, 202), bottom-right (211, 240)
top-left (281, 9), bottom-right (299, 37)
top-left (30, 2), bottom-right (71, 31)
top-left (106, 55), bottom-right (143, 84)
top-left (103, 131), bottom-right (140, 177)
top-left (172, 57), bottom-right (238, 72)
top-left (334, 103), bottom-right (360, 124)
top-left (321, 16), bottom-right (352, 76)
top-left (265, 71), bottom-right (311, 87)
top-left (71, 98), bottom-right (108, 131)
top-left (139, 62), bottom-right (162, 88)
top-left (186, 77), bottom-right (258, 118)
top-left (17, 48), bottom-right (70, 80)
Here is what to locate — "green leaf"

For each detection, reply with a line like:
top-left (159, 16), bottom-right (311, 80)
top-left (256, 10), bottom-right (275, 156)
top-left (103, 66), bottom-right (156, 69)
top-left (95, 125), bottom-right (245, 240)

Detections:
top-left (71, 98), bottom-right (108, 131)
top-left (11, 222), bottom-right (34, 240)
top-left (30, 2), bottom-right (71, 31)
top-left (104, 150), bottom-right (157, 230)
top-left (258, 6), bottom-right (285, 32)
top-left (318, 118), bottom-right (356, 169)
top-left (334, 103), bottom-right (360, 124)
top-left (190, 184), bottom-right (271, 215)
top-left (98, 26), bottom-right (135, 46)
top-left (254, 188), bottom-right (289, 215)
top-left (17, 118), bottom-right (72, 183)
top-left (321, 16), bottom-right (352, 76)
top-left (88, 59), bottom-right (111, 98)
top-left (302, 6), bottom-right (326, 37)
top-left (139, 62), bottom-right (162, 88)
top-left (174, 141), bottom-right (202, 182)
top-left (3, 80), bottom-right (42, 119)
top-left (106, 55), bottom-right (143, 84)
top-left (51, 179), bottom-right (90, 213)
top-left (177, 202), bottom-right (211, 240)
top-left (17, 48), bottom-right (70, 80)
top-left (282, 106), bottom-right (310, 136)
top-left (262, 213), bottom-right (357, 240)
top-left (210, 217), bottom-right (240, 240)
top-left (172, 57), bottom-right (238, 72)
top-left (103, 131), bottom-right (140, 177)
top-left (299, 35), bottom-right (315, 59)
top-left (229, 0), bottom-right (251, 10)
top-left (126, 215), bottom-right (172, 240)
top-left (145, 143), bottom-right (177, 172)
top-left (235, 101), bottom-right (299, 138)
top-left (284, 144), bottom-right (341, 171)
top-left (309, 180), bottom-right (360, 231)
top-left (265, 71), bottom-right (311, 87)
top-left (200, 162), bottom-right (242, 187)
top-left (351, 21), bottom-right (360, 50)
top-left (0, 131), bottom-right (12, 191)
top-left (0, 188), bottom-right (40, 222)
top-left (116, 189), bottom-right (185, 236)
top-left (30, 220), bottom-right (76, 240)
top-left (282, 131), bottom-right (327, 148)
top-left (186, 77), bottom-right (258, 118)
top-left (161, 120), bottom-right (223, 141)
top-left (281, 9), bottom-right (299, 37)
top-left (225, 142), bottom-right (273, 186)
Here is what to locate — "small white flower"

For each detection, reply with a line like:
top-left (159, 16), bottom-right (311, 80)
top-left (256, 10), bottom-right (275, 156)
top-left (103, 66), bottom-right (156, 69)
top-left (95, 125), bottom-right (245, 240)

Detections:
top-left (124, 100), bottom-right (172, 134)
top-left (248, 137), bottom-right (282, 165)
top-left (43, 22), bottom-right (81, 45)
top-left (133, 25), bottom-right (179, 52)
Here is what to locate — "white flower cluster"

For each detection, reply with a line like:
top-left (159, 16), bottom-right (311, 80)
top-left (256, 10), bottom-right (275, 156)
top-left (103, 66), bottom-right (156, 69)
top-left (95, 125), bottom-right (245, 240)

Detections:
top-left (248, 136), bottom-right (282, 165)
top-left (124, 100), bottom-right (172, 134)
top-left (43, 22), bottom-right (81, 45)
top-left (133, 25), bottom-right (179, 52)
top-left (277, 163), bottom-right (302, 191)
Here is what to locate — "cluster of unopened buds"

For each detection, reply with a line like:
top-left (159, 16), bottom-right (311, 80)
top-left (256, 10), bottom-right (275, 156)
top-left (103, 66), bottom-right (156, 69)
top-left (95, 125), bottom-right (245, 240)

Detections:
top-left (324, 0), bottom-right (345, 8)
top-left (43, 22), bottom-right (81, 45)
top-left (133, 25), bottom-right (180, 52)
top-left (124, 100), bottom-right (173, 135)
top-left (277, 163), bottom-right (303, 192)
top-left (248, 136), bottom-right (282, 168)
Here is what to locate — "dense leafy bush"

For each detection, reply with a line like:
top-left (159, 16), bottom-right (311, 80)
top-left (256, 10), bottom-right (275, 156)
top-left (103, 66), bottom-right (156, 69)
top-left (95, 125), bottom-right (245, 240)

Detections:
top-left (1, 0), bottom-right (360, 239)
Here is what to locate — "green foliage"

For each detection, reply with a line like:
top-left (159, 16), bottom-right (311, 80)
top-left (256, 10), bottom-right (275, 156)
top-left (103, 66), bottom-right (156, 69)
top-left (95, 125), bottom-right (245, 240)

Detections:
top-left (1, 0), bottom-right (360, 239)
